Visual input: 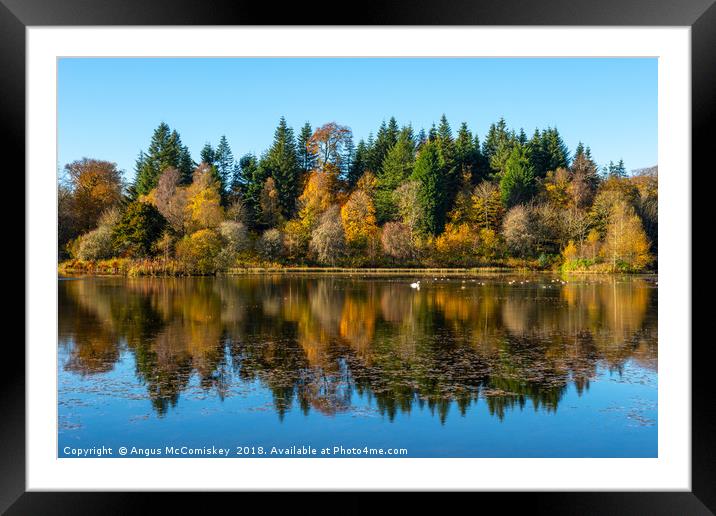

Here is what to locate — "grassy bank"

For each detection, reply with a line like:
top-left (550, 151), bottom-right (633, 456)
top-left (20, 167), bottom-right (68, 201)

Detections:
top-left (58, 258), bottom-right (655, 277)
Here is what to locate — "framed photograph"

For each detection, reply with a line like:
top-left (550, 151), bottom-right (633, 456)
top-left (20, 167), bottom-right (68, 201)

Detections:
top-left (6, 0), bottom-right (711, 511)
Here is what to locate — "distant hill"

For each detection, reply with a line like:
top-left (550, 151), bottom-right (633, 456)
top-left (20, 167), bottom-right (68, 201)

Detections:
top-left (631, 165), bottom-right (658, 177)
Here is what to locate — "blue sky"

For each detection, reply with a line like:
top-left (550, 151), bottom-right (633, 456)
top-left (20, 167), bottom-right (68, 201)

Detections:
top-left (58, 58), bottom-right (657, 180)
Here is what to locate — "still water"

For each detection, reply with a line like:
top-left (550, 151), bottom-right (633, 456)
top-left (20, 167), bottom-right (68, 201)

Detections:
top-left (58, 273), bottom-right (657, 458)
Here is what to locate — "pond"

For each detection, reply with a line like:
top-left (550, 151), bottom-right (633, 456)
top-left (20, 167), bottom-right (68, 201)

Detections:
top-left (58, 273), bottom-right (657, 458)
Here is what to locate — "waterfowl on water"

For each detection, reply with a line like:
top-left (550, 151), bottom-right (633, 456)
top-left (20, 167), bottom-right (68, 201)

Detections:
top-left (410, 281), bottom-right (421, 289)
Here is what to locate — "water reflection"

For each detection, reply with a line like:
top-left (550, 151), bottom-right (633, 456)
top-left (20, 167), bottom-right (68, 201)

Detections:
top-left (58, 275), bottom-right (657, 421)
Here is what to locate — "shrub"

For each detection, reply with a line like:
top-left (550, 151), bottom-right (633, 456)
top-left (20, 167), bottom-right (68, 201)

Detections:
top-left (219, 221), bottom-right (249, 252)
top-left (257, 228), bottom-right (284, 261)
top-left (76, 225), bottom-right (114, 260)
top-left (175, 229), bottom-right (223, 274)
top-left (381, 221), bottom-right (414, 261)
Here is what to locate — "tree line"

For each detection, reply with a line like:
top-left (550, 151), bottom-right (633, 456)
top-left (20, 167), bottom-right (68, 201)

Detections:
top-left (58, 116), bottom-right (657, 273)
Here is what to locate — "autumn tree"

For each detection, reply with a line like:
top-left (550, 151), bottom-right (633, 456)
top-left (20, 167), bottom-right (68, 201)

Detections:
top-left (185, 163), bottom-right (224, 232)
top-left (341, 190), bottom-right (378, 249)
top-left (150, 167), bottom-right (188, 233)
top-left (309, 205), bottom-right (345, 265)
top-left (257, 228), bottom-right (284, 261)
top-left (434, 223), bottom-right (479, 266)
top-left (502, 205), bottom-right (535, 258)
top-left (381, 222), bottom-right (414, 261)
top-left (394, 180), bottom-right (422, 235)
top-left (602, 200), bottom-right (652, 271)
top-left (175, 228), bottom-right (223, 274)
top-left (542, 167), bottom-right (571, 209)
top-left (296, 168), bottom-right (338, 231)
top-left (62, 158), bottom-right (124, 237)
top-left (308, 123), bottom-right (352, 171)
top-left (471, 181), bottom-right (504, 232)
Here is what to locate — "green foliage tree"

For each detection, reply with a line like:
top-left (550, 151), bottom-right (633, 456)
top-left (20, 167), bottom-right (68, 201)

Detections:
top-left (134, 123), bottom-right (194, 196)
top-left (260, 117), bottom-right (300, 218)
top-left (297, 122), bottom-right (317, 176)
top-left (112, 201), bottom-right (166, 257)
top-left (375, 130), bottom-right (415, 223)
top-left (348, 139), bottom-right (370, 187)
top-left (411, 140), bottom-right (445, 235)
top-left (499, 146), bottom-right (536, 207)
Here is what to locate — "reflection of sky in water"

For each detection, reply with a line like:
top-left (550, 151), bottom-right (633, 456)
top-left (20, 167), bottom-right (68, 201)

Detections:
top-left (58, 275), bottom-right (657, 458)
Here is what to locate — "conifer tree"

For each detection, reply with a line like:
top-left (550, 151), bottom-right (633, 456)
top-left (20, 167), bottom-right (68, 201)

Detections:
top-left (200, 143), bottom-right (216, 167)
top-left (499, 145), bottom-right (536, 207)
top-left (539, 127), bottom-right (570, 176)
top-left (436, 114), bottom-right (458, 215)
top-left (297, 122), bottom-right (317, 175)
top-left (348, 139), bottom-right (369, 187)
top-left (261, 117), bottom-right (300, 217)
top-left (134, 123), bottom-right (194, 196)
top-left (239, 153), bottom-right (264, 226)
top-left (411, 140), bottom-right (445, 235)
top-left (376, 130), bottom-right (415, 223)
top-left (214, 135), bottom-right (235, 198)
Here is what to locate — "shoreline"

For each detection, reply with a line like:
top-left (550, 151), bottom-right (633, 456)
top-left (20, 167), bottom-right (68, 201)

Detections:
top-left (58, 262), bottom-right (657, 277)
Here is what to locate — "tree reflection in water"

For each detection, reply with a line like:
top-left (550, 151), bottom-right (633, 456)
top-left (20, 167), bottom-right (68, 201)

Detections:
top-left (58, 275), bottom-right (657, 421)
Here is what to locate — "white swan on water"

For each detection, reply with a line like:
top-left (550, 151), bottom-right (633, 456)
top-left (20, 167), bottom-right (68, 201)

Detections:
top-left (410, 280), bottom-right (421, 289)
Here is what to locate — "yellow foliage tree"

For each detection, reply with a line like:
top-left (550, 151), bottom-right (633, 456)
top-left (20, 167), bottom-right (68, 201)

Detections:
top-left (297, 168), bottom-right (338, 231)
top-left (543, 167), bottom-right (571, 209)
top-left (478, 228), bottom-right (500, 259)
top-left (341, 190), bottom-right (378, 249)
top-left (601, 200), bottom-right (653, 271)
top-left (185, 164), bottom-right (224, 232)
top-left (562, 239), bottom-right (578, 262)
top-left (434, 223), bottom-right (478, 265)
top-left (471, 181), bottom-right (505, 231)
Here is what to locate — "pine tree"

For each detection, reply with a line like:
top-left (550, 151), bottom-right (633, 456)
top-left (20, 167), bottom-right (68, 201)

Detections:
top-left (368, 118), bottom-right (399, 174)
top-left (214, 135), bottom-right (235, 198)
top-left (483, 118), bottom-right (513, 176)
top-left (348, 139), bottom-right (369, 187)
top-left (200, 143), bottom-right (216, 166)
top-left (455, 122), bottom-right (477, 183)
top-left (539, 127), bottom-right (570, 176)
top-left (261, 117), bottom-right (300, 218)
top-left (499, 145), bottom-right (536, 207)
top-left (411, 140), bottom-right (445, 235)
top-left (134, 123), bottom-right (194, 196)
top-left (416, 128), bottom-right (427, 149)
top-left (436, 114), bottom-right (458, 216)
top-left (341, 132), bottom-right (355, 181)
top-left (239, 153), bottom-right (264, 227)
top-left (571, 141), bottom-right (600, 194)
top-left (297, 122), bottom-right (317, 175)
top-left (376, 131), bottom-right (415, 223)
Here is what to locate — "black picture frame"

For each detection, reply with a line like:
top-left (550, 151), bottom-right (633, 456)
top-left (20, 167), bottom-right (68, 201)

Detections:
top-left (4, 0), bottom-right (711, 512)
